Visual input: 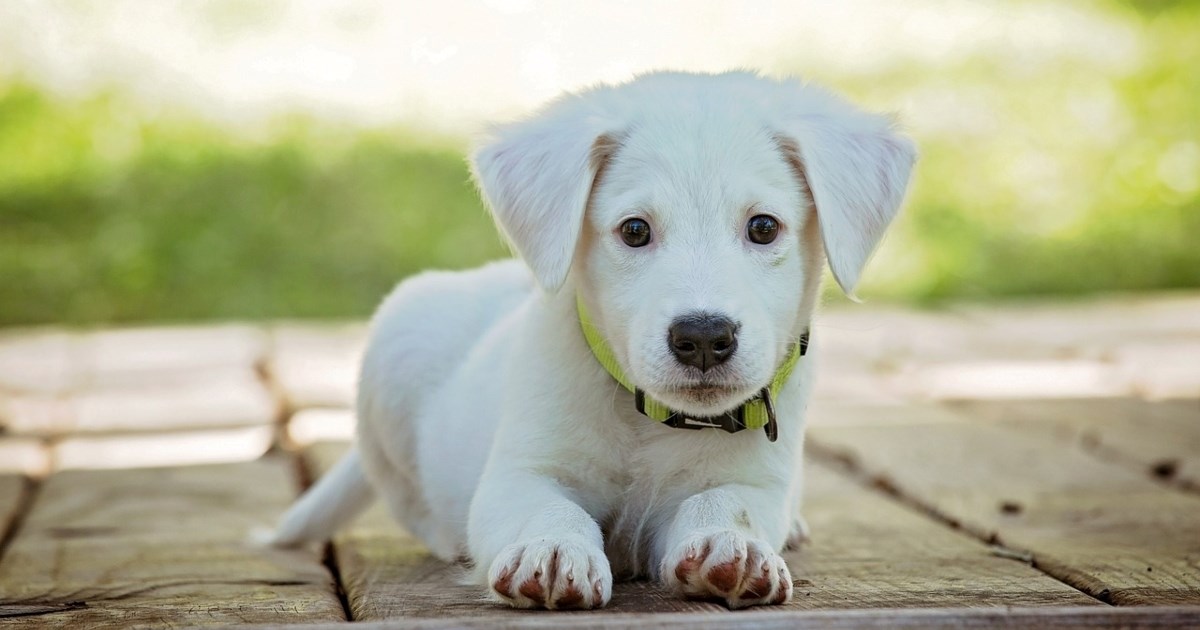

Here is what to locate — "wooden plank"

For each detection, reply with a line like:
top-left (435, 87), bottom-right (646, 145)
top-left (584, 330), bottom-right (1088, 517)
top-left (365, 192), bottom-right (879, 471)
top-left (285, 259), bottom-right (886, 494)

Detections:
top-left (789, 459), bottom-right (1099, 609)
top-left (53, 426), bottom-right (274, 471)
top-left (0, 438), bottom-right (50, 476)
top-left (809, 403), bottom-right (1200, 605)
top-left (0, 456), bottom-right (345, 627)
top-left (950, 293), bottom-right (1200, 353)
top-left (1114, 341), bottom-right (1200, 400)
top-left (0, 330), bottom-right (77, 395)
top-left (240, 605), bottom-right (1200, 630)
top-left (0, 325), bottom-right (269, 397)
top-left (306, 440), bottom-right (1095, 622)
top-left (812, 300), bottom-right (1168, 404)
top-left (811, 306), bottom-right (978, 404)
top-left (0, 394), bottom-right (71, 437)
top-left (815, 304), bottom-right (984, 364)
top-left (1, 368), bottom-right (277, 437)
top-left (71, 368), bottom-right (278, 434)
top-left (81, 324), bottom-right (268, 390)
top-left (946, 294), bottom-right (1200, 400)
top-left (287, 408), bottom-right (355, 447)
top-left (815, 293), bottom-right (1200, 405)
top-left (948, 398), bottom-right (1200, 490)
top-left (901, 358), bottom-right (1131, 401)
top-left (0, 474), bottom-right (24, 546)
top-left (806, 399), bottom-right (967, 428)
top-left (268, 324), bottom-right (365, 410)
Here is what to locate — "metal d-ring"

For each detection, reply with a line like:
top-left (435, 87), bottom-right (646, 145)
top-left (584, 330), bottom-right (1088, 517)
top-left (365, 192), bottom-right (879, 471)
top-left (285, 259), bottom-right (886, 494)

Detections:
top-left (760, 387), bottom-right (778, 442)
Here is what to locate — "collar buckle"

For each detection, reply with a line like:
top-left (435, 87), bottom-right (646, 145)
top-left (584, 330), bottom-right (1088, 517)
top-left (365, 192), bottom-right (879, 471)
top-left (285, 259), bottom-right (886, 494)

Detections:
top-left (636, 388), bottom-right (747, 433)
top-left (664, 407), bottom-right (747, 434)
top-left (635, 388), bottom-right (778, 439)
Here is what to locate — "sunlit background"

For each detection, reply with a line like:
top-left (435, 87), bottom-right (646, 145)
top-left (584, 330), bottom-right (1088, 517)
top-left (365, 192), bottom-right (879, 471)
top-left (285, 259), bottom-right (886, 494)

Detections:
top-left (1, 0), bottom-right (1197, 326)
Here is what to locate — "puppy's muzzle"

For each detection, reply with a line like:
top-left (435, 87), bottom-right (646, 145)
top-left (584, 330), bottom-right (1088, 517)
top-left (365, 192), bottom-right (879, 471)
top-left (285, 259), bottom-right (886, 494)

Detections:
top-left (668, 313), bottom-right (738, 372)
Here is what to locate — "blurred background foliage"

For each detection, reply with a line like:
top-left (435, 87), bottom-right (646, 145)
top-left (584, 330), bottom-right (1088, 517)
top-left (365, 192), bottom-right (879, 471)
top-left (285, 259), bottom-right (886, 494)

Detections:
top-left (0, 0), bottom-right (1197, 326)
top-left (831, 0), bottom-right (1200, 302)
top-left (0, 87), bottom-right (502, 324)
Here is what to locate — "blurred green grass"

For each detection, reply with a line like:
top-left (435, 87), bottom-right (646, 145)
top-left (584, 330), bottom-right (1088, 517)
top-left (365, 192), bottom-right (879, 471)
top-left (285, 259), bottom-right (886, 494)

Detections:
top-left (1, 1), bottom-right (1198, 326)
top-left (0, 87), bottom-right (507, 325)
top-left (827, 0), bottom-right (1200, 303)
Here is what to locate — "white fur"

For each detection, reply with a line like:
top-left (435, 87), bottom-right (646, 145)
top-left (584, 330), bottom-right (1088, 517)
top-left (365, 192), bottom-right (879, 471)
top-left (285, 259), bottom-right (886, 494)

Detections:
top-left (271, 71), bottom-right (915, 610)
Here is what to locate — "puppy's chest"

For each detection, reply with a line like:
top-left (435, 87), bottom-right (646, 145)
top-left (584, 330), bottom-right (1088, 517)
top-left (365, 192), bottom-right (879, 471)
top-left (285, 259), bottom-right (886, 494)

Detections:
top-left (594, 426), bottom-right (752, 575)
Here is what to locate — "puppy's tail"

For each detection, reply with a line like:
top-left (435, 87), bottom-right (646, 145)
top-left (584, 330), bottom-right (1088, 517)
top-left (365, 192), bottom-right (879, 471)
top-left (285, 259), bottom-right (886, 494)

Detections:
top-left (269, 447), bottom-right (375, 547)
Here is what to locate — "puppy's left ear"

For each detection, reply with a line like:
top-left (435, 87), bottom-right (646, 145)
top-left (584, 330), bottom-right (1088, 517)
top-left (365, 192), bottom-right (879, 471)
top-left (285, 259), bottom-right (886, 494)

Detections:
top-left (775, 90), bottom-right (917, 296)
top-left (471, 98), bottom-right (618, 292)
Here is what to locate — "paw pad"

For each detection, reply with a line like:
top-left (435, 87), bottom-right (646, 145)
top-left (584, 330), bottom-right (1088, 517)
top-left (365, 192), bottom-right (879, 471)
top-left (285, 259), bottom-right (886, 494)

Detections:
top-left (664, 530), bottom-right (793, 608)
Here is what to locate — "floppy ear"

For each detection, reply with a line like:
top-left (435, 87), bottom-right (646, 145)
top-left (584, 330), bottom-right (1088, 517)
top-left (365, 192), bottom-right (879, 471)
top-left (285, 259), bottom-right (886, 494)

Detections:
top-left (470, 98), bottom-right (617, 292)
top-left (775, 93), bottom-right (917, 296)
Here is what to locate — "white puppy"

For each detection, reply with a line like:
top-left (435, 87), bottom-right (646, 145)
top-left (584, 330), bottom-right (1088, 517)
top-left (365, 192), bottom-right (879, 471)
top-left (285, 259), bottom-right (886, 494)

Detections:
top-left (271, 70), bottom-right (915, 610)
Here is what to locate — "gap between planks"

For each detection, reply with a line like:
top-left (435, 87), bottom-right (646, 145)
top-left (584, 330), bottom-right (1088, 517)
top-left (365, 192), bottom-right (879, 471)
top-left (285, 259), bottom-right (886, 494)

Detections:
top-left (0, 457), bottom-right (346, 627)
top-left (804, 438), bottom-right (1112, 607)
top-left (945, 399), bottom-right (1200, 498)
top-left (805, 400), bottom-right (1200, 606)
top-left (289, 435), bottom-right (354, 622)
top-left (268, 373), bottom-right (353, 623)
top-left (0, 476), bottom-right (40, 566)
top-left (265, 346), bottom-right (357, 623)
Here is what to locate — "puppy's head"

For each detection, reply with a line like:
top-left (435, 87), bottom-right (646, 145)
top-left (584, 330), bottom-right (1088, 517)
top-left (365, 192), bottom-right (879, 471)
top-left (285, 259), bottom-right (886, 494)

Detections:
top-left (472, 71), bottom-right (915, 417)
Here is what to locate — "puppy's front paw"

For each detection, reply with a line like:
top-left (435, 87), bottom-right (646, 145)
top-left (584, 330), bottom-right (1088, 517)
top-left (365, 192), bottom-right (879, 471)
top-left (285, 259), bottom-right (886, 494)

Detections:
top-left (661, 529), bottom-right (792, 608)
top-left (488, 537), bottom-right (612, 609)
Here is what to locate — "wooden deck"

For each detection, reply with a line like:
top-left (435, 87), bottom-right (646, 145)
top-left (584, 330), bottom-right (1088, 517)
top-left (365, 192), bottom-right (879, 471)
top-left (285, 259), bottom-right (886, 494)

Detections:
top-left (0, 294), bottom-right (1197, 628)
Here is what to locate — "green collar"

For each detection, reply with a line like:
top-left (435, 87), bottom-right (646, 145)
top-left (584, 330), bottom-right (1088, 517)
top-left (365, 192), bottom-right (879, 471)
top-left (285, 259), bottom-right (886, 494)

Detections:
top-left (577, 296), bottom-right (807, 442)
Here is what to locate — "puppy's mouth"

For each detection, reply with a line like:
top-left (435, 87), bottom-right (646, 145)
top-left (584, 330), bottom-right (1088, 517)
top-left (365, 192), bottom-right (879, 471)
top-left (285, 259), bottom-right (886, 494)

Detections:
top-left (673, 383), bottom-right (737, 398)
top-left (662, 379), bottom-right (759, 412)
top-left (676, 384), bottom-right (739, 408)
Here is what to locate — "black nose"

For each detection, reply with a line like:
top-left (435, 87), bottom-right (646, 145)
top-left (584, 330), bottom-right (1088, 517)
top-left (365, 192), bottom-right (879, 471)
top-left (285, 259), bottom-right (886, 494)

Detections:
top-left (668, 313), bottom-right (738, 372)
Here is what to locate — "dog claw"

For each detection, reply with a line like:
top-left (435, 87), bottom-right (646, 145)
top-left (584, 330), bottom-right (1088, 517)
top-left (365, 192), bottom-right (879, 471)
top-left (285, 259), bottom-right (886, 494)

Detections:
top-left (663, 530), bottom-right (793, 608)
top-left (488, 538), bottom-right (612, 609)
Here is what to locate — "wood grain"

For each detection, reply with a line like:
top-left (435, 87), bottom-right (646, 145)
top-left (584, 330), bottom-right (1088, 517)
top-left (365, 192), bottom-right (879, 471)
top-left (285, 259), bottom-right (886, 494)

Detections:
top-left (305, 440), bottom-right (1096, 624)
top-left (0, 456), bottom-right (344, 628)
top-left (948, 398), bottom-right (1200, 490)
top-left (809, 402), bottom-right (1200, 605)
top-left (789, 459), bottom-right (1099, 609)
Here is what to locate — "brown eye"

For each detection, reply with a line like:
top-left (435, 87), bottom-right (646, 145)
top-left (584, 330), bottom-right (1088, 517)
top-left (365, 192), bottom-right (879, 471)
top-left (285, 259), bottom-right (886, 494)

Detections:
top-left (620, 218), bottom-right (652, 247)
top-left (747, 214), bottom-right (779, 244)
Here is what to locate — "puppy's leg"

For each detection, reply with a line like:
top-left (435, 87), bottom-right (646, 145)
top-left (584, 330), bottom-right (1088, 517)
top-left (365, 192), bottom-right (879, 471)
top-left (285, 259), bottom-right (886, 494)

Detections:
top-left (470, 471), bottom-right (612, 610)
top-left (657, 485), bottom-right (793, 608)
top-left (785, 514), bottom-right (811, 550)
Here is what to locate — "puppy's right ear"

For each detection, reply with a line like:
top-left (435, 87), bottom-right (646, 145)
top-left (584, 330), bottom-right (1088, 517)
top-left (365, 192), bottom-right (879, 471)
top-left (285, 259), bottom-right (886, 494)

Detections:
top-left (470, 98), bottom-right (617, 292)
